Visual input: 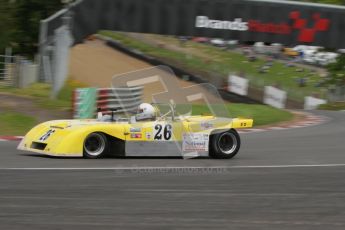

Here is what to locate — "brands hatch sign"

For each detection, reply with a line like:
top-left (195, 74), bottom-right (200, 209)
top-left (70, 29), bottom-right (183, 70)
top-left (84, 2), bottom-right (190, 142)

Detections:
top-left (195, 11), bottom-right (330, 43)
top-left (51, 0), bottom-right (344, 49)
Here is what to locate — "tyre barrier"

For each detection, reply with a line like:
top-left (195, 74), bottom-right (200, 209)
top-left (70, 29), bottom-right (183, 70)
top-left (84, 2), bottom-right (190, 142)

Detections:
top-left (73, 87), bottom-right (143, 119)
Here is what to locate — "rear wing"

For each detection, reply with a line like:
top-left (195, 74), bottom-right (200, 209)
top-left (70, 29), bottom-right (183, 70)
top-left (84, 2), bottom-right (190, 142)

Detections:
top-left (232, 118), bottom-right (254, 129)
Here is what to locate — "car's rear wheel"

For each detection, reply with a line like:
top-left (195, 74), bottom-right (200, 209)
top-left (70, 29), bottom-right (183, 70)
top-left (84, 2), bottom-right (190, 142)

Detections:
top-left (83, 132), bottom-right (109, 159)
top-left (209, 129), bottom-right (241, 159)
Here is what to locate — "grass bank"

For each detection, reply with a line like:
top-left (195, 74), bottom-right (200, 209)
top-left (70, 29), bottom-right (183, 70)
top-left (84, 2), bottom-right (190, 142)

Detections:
top-left (99, 31), bottom-right (327, 102)
top-left (0, 79), bottom-right (86, 110)
top-left (0, 79), bottom-right (86, 135)
top-left (0, 111), bottom-right (37, 136)
top-left (318, 102), bottom-right (345, 111)
top-left (192, 103), bottom-right (293, 127)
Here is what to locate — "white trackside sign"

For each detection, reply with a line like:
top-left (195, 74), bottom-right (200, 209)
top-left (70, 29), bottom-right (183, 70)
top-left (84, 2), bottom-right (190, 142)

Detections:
top-left (304, 96), bottom-right (327, 110)
top-left (228, 75), bottom-right (249, 96)
top-left (263, 86), bottom-right (287, 109)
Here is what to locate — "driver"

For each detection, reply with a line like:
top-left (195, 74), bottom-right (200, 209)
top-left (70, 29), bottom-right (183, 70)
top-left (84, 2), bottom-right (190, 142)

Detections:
top-left (136, 103), bottom-right (157, 121)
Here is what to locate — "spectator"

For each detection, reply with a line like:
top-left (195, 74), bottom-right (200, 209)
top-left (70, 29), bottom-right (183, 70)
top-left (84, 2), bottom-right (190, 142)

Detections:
top-left (298, 77), bottom-right (306, 87)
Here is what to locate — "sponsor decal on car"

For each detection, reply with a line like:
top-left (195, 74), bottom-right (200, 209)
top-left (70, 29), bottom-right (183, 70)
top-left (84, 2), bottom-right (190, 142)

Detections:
top-left (39, 129), bottom-right (56, 142)
top-left (200, 122), bottom-right (213, 130)
top-left (130, 133), bottom-right (142, 139)
top-left (182, 133), bottom-right (209, 152)
top-left (130, 127), bottom-right (142, 132)
top-left (145, 132), bottom-right (152, 140)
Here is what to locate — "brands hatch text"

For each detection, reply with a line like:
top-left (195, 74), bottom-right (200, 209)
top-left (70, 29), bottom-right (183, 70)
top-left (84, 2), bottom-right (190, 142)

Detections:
top-left (195, 11), bottom-right (330, 42)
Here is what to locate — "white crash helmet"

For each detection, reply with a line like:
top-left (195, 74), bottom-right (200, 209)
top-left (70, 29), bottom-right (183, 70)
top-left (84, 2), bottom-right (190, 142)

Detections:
top-left (136, 103), bottom-right (156, 121)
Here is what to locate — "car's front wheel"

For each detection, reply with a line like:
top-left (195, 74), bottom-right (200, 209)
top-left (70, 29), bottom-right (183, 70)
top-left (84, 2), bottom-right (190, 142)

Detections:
top-left (83, 132), bottom-right (109, 159)
top-left (209, 129), bottom-right (241, 159)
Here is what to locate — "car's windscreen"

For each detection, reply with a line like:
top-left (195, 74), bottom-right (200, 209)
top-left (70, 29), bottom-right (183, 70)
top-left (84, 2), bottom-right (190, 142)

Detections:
top-left (110, 65), bottom-right (231, 119)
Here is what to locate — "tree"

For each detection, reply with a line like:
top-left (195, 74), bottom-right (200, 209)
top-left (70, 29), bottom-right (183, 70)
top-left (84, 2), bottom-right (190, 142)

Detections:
top-left (0, 0), bottom-right (64, 56)
top-left (0, 0), bottom-right (16, 53)
top-left (327, 54), bottom-right (345, 86)
top-left (12, 0), bottom-right (63, 56)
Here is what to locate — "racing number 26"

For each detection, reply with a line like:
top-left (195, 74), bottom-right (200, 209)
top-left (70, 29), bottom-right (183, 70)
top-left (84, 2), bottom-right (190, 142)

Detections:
top-left (154, 124), bottom-right (172, 140)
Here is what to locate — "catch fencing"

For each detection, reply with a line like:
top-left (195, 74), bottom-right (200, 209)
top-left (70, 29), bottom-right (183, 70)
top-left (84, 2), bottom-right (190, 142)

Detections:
top-left (0, 48), bottom-right (15, 86)
top-left (0, 50), bottom-right (38, 88)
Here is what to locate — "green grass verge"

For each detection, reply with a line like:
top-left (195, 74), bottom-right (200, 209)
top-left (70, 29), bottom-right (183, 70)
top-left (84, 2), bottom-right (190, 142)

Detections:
top-left (99, 31), bottom-right (327, 102)
top-left (0, 79), bottom-right (87, 135)
top-left (0, 79), bottom-right (86, 110)
top-left (318, 102), bottom-right (345, 110)
top-left (0, 111), bottom-right (37, 136)
top-left (192, 103), bottom-right (293, 127)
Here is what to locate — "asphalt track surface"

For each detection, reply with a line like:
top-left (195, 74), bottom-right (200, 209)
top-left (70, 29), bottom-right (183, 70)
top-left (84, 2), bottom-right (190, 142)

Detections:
top-left (0, 110), bottom-right (344, 229)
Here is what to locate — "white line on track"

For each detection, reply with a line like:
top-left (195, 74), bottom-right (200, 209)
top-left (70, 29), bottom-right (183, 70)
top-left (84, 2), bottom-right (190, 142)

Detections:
top-left (1, 164), bottom-right (345, 170)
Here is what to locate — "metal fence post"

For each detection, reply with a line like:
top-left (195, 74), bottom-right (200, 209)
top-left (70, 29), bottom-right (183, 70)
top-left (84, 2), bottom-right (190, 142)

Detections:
top-left (38, 20), bottom-right (49, 83)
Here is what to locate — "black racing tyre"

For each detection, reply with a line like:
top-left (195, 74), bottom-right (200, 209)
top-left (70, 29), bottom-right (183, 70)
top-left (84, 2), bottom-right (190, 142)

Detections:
top-left (209, 129), bottom-right (241, 159)
top-left (83, 132), bottom-right (109, 159)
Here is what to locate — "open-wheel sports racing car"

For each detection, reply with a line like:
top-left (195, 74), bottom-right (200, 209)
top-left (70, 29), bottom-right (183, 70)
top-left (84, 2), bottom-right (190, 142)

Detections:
top-left (18, 102), bottom-right (253, 159)
top-left (18, 66), bottom-right (253, 159)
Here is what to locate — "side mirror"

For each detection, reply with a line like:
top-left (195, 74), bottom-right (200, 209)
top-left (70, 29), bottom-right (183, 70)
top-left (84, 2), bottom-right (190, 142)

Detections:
top-left (97, 108), bottom-right (103, 119)
top-left (110, 108), bottom-right (118, 121)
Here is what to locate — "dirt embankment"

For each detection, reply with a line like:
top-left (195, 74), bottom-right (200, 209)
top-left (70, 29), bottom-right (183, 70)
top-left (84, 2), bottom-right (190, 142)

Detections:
top-left (69, 39), bottom-right (204, 102)
top-left (69, 40), bottom-right (150, 88)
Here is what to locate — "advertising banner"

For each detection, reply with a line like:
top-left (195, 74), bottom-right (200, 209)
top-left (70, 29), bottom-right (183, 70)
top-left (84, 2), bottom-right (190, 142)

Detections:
top-left (228, 75), bottom-right (249, 96)
top-left (64, 0), bottom-right (345, 48)
top-left (264, 86), bottom-right (287, 109)
top-left (304, 96), bottom-right (327, 110)
top-left (74, 88), bottom-right (97, 119)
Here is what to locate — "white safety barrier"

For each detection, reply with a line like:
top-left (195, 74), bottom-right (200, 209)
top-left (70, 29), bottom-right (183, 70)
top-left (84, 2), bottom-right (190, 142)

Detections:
top-left (304, 96), bottom-right (327, 110)
top-left (97, 87), bottom-right (143, 114)
top-left (263, 86), bottom-right (287, 109)
top-left (228, 75), bottom-right (249, 96)
top-left (18, 62), bottom-right (38, 88)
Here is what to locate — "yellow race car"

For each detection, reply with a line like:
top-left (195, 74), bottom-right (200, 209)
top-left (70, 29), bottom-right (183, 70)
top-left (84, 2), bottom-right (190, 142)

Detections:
top-left (18, 102), bottom-right (253, 159)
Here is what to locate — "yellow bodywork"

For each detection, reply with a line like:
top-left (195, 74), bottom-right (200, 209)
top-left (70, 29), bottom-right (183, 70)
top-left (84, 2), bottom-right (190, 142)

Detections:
top-left (18, 116), bottom-right (253, 157)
